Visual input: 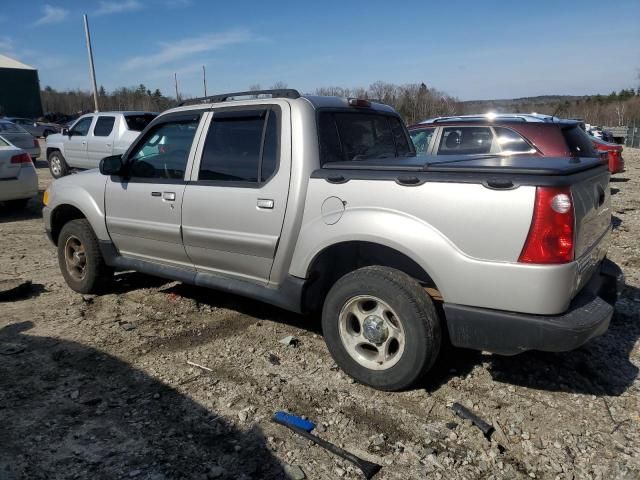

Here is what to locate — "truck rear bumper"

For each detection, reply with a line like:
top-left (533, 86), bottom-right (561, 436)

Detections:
top-left (444, 259), bottom-right (623, 355)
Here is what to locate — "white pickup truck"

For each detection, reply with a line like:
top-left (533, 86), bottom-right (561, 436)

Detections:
top-left (45, 111), bottom-right (156, 178)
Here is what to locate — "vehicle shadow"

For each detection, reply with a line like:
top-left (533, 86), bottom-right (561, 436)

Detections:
top-left (612, 215), bottom-right (623, 230)
top-left (161, 282), bottom-right (322, 335)
top-left (0, 190), bottom-right (44, 224)
top-left (610, 187), bottom-right (620, 196)
top-left (486, 283), bottom-right (640, 396)
top-left (610, 177), bottom-right (629, 183)
top-left (0, 321), bottom-right (286, 480)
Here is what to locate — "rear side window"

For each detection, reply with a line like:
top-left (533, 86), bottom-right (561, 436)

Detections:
top-left (198, 108), bottom-right (279, 184)
top-left (494, 127), bottom-right (535, 154)
top-left (318, 112), bottom-right (413, 165)
top-left (125, 114), bottom-right (156, 132)
top-left (409, 128), bottom-right (435, 154)
top-left (0, 137), bottom-right (9, 146)
top-left (562, 125), bottom-right (598, 157)
top-left (438, 127), bottom-right (493, 155)
top-left (0, 122), bottom-right (27, 134)
top-left (93, 116), bottom-right (116, 137)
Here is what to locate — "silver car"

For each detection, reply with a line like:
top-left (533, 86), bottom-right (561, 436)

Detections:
top-left (0, 135), bottom-right (38, 208)
top-left (0, 120), bottom-right (41, 159)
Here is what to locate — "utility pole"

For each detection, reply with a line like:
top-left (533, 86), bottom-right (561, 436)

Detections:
top-left (174, 72), bottom-right (180, 102)
top-left (83, 14), bottom-right (99, 112)
top-left (203, 65), bottom-right (207, 96)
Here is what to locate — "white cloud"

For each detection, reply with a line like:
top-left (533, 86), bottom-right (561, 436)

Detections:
top-left (33, 5), bottom-right (69, 26)
top-left (95, 0), bottom-right (143, 16)
top-left (123, 29), bottom-right (254, 70)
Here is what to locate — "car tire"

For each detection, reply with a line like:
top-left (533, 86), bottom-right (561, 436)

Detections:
top-left (322, 266), bottom-right (441, 391)
top-left (48, 150), bottom-right (69, 179)
top-left (4, 198), bottom-right (29, 210)
top-left (57, 219), bottom-right (113, 294)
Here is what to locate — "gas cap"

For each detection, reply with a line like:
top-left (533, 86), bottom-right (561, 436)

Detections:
top-left (321, 197), bottom-right (345, 225)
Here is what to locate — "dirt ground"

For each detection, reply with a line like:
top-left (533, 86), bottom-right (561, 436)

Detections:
top-left (1, 144), bottom-right (639, 480)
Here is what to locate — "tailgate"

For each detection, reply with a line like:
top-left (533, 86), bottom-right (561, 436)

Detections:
top-left (0, 148), bottom-right (21, 179)
top-left (572, 169), bottom-right (611, 258)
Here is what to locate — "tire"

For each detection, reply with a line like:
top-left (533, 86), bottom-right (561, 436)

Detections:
top-left (5, 198), bottom-right (29, 210)
top-left (322, 266), bottom-right (441, 391)
top-left (48, 150), bottom-right (69, 179)
top-left (57, 219), bottom-right (113, 294)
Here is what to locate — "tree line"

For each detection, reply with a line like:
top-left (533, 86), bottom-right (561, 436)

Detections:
top-left (39, 82), bottom-right (640, 127)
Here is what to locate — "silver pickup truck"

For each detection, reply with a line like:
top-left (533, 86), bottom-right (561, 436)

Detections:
top-left (42, 89), bottom-right (622, 391)
top-left (45, 111), bottom-right (156, 178)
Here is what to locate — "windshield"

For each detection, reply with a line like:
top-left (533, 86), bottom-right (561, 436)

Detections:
top-left (318, 111), bottom-right (414, 165)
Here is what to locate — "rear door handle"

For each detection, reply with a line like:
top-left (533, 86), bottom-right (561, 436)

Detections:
top-left (163, 192), bottom-right (176, 201)
top-left (151, 191), bottom-right (161, 197)
top-left (257, 198), bottom-right (274, 209)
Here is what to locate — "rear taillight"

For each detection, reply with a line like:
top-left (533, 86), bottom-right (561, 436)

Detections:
top-left (10, 153), bottom-right (32, 164)
top-left (519, 186), bottom-right (574, 264)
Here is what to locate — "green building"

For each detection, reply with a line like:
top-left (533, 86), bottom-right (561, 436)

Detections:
top-left (0, 54), bottom-right (43, 118)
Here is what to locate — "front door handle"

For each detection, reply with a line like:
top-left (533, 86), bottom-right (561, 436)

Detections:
top-left (163, 192), bottom-right (176, 201)
top-left (151, 191), bottom-right (161, 197)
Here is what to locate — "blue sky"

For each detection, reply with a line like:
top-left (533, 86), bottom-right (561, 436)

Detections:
top-left (1, 0), bottom-right (639, 100)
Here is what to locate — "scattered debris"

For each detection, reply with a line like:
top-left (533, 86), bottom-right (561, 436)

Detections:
top-left (273, 412), bottom-right (382, 479)
top-left (283, 464), bottom-right (306, 480)
top-left (121, 322), bottom-right (136, 331)
top-left (279, 335), bottom-right (299, 347)
top-left (451, 402), bottom-right (494, 439)
top-left (0, 278), bottom-right (32, 301)
top-left (0, 342), bottom-right (25, 355)
top-left (186, 360), bottom-right (213, 372)
top-left (268, 353), bottom-right (281, 365)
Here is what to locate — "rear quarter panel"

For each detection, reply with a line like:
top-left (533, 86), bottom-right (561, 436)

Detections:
top-left (286, 178), bottom-right (585, 314)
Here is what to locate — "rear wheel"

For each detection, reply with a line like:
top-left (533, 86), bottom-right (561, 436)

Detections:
top-left (57, 219), bottom-right (113, 293)
top-left (322, 266), bottom-right (441, 391)
top-left (48, 150), bottom-right (68, 179)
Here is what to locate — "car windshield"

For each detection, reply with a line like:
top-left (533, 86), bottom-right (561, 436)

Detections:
top-left (318, 111), bottom-right (414, 164)
top-left (0, 122), bottom-right (28, 134)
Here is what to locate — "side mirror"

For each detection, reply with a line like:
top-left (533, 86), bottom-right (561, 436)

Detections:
top-left (62, 127), bottom-right (70, 137)
top-left (99, 155), bottom-right (124, 176)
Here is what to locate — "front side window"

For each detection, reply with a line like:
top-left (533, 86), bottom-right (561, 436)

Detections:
top-left (318, 111), bottom-right (413, 165)
top-left (494, 127), bottom-right (536, 154)
top-left (198, 109), bottom-right (279, 184)
top-left (93, 116), bottom-right (116, 137)
top-left (437, 126), bottom-right (493, 155)
top-left (70, 117), bottom-right (93, 136)
top-left (409, 127), bottom-right (436, 154)
top-left (127, 116), bottom-right (200, 179)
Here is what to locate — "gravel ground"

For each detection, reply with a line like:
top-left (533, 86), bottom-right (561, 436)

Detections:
top-left (1, 145), bottom-right (639, 480)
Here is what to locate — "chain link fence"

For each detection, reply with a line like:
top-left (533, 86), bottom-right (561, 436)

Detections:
top-left (627, 122), bottom-right (640, 148)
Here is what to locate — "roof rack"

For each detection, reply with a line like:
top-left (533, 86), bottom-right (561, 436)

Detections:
top-left (179, 89), bottom-right (301, 107)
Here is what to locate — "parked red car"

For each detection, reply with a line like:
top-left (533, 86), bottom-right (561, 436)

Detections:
top-left (408, 113), bottom-right (613, 171)
top-left (591, 136), bottom-right (624, 174)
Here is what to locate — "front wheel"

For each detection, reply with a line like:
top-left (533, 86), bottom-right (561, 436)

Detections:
top-left (57, 219), bottom-right (113, 294)
top-left (322, 266), bottom-right (441, 391)
top-left (48, 150), bottom-right (69, 179)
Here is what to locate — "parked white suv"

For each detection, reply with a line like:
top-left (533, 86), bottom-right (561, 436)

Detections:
top-left (45, 111), bottom-right (156, 178)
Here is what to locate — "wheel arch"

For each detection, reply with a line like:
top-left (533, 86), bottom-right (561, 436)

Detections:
top-left (301, 240), bottom-right (442, 313)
